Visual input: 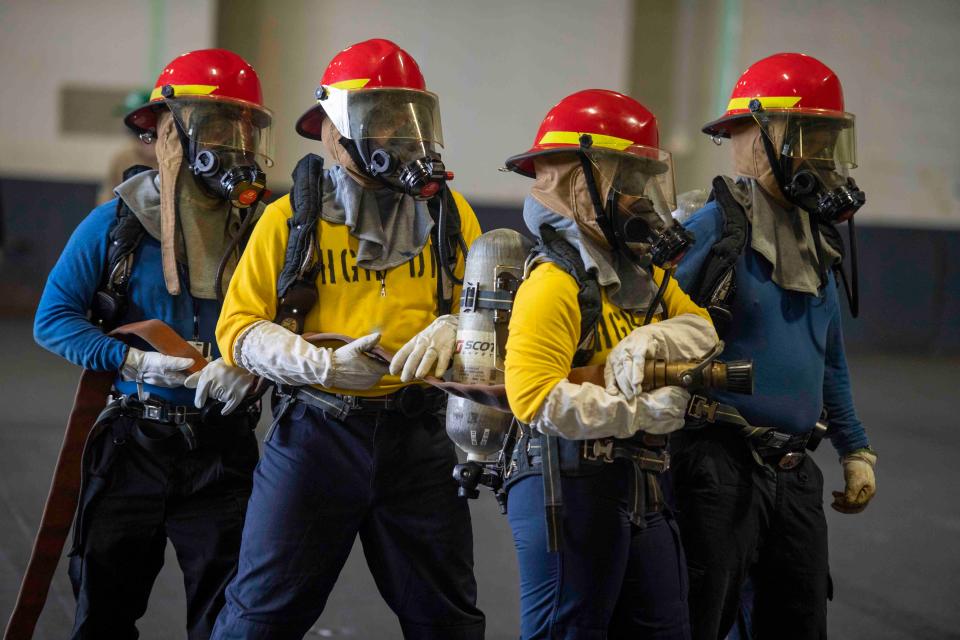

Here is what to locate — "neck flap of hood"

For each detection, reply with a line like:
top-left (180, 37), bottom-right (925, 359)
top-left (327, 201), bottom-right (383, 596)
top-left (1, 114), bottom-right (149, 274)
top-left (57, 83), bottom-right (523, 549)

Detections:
top-left (318, 164), bottom-right (434, 271)
top-left (156, 112), bottom-right (241, 299)
top-left (722, 175), bottom-right (840, 295)
top-left (523, 194), bottom-right (657, 311)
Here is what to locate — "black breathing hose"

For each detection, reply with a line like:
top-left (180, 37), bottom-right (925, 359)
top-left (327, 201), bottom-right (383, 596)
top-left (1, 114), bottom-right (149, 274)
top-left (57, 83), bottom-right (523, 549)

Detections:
top-left (838, 216), bottom-right (860, 318)
top-left (436, 185), bottom-right (464, 285)
top-left (643, 266), bottom-right (673, 326)
top-left (215, 205), bottom-right (257, 304)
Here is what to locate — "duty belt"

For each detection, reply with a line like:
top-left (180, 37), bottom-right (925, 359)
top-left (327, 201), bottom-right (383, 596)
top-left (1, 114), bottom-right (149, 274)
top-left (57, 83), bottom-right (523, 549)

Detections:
top-left (118, 394), bottom-right (202, 425)
top-left (286, 384), bottom-right (447, 420)
top-left (524, 431), bottom-right (670, 552)
top-left (116, 394), bottom-right (257, 453)
top-left (686, 394), bottom-right (827, 470)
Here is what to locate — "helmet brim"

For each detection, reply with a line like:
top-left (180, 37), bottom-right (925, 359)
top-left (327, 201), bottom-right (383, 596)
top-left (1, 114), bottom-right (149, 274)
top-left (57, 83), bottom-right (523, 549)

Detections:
top-left (701, 112), bottom-right (752, 139)
top-left (123, 101), bottom-right (166, 136)
top-left (295, 104), bottom-right (326, 141)
top-left (504, 146), bottom-right (592, 178)
top-left (504, 145), bottom-right (669, 179)
top-left (124, 94), bottom-right (272, 136)
top-left (703, 107), bottom-right (852, 139)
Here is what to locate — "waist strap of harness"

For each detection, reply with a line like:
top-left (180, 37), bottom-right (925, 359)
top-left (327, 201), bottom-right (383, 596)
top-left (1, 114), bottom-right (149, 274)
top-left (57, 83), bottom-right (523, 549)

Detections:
top-left (283, 384), bottom-right (446, 421)
top-left (533, 431), bottom-right (669, 553)
top-left (686, 393), bottom-right (827, 453)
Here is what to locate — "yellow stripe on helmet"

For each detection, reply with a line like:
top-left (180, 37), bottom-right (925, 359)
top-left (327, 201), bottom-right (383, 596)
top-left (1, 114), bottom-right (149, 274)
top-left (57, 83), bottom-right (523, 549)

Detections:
top-left (149, 84), bottom-right (219, 101)
top-left (727, 96), bottom-right (802, 111)
top-left (538, 130), bottom-right (635, 151)
top-left (327, 78), bottom-right (371, 90)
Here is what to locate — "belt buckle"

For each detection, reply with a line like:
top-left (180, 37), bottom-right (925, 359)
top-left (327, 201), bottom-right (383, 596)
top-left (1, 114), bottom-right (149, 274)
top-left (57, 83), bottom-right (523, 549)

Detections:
top-left (658, 450), bottom-right (671, 473)
top-left (583, 439), bottom-right (615, 463)
top-left (339, 394), bottom-right (362, 419)
top-left (143, 403), bottom-right (163, 422)
top-left (171, 406), bottom-right (188, 425)
top-left (687, 394), bottom-right (717, 422)
top-left (638, 449), bottom-right (670, 473)
top-left (778, 451), bottom-right (805, 470)
top-left (764, 430), bottom-right (792, 449)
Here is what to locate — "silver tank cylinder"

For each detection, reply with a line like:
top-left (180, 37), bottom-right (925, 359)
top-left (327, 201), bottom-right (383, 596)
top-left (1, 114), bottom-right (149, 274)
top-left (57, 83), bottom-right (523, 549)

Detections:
top-left (446, 228), bottom-right (532, 461)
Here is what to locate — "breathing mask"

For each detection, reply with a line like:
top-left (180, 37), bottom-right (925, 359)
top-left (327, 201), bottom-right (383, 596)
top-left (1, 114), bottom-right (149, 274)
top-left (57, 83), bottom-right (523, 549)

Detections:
top-left (318, 85), bottom-right (452, 200)
top-left (748, 99), bottom-right (865, 224)
top-left (162, 86), bottom-right (274, 208)
top-left (576, 134), bottom-right (692, 269)
top-left (748, 99), bottom-right (864, 315)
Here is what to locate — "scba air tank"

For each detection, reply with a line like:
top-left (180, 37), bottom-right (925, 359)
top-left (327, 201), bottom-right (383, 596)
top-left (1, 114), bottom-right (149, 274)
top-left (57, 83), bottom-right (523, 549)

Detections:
top-left (446, 228), bottom-right (532, 461)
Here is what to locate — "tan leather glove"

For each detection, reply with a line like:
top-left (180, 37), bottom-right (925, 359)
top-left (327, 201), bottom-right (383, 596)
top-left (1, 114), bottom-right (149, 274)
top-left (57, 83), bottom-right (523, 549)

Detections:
top-left (831, 448), bottom-right (877, 514)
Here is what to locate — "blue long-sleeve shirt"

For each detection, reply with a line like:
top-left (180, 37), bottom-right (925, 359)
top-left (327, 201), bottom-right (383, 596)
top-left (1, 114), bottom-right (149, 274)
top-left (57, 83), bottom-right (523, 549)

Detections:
top-left (675, 200), bottom-right (869, 456)
top-left (34, 199), bottom-right (221, 405)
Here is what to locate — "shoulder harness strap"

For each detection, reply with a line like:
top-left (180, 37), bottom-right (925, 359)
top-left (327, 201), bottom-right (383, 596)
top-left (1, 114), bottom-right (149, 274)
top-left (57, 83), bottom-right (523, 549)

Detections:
top-left (275, 154), bottom-right (325, 334)
top-left (90, 165), bottom-right (151, 329)
top-left (534, 225), bottom-right (601, 367)
top-left (274, 157), bottom-right (467, 332)
top-left (688, 176), bottom-right (749, 335)
top-left (427, 187), bottom-right (464, 316)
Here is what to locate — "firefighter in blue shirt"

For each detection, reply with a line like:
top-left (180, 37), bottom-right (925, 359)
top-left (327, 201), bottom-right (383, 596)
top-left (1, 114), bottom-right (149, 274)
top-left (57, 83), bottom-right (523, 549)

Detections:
top-left (32, 49), bottom-right (273, 639)
top-left (669, 53), bottom-right (878, 640)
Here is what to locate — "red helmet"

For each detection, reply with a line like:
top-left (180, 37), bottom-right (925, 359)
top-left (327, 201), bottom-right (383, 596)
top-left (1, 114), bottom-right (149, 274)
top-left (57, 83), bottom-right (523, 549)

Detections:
top-left (124, 48), bottom-right (268, 136)
top-left (504, 89), bottom-right (663, 178)
top-left (296, 38), bottom-right (429, 140)
top-left (703, 52), bottom-right (846, 138)
top-left (508, 90), bottom-right (687, 265)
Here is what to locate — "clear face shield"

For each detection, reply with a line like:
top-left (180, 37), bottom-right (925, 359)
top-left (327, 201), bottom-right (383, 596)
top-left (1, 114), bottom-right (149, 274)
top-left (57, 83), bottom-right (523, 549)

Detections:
top-left (751, 106), bottom-right (864, 223)
top-left (584, 144), bottom-right (692, 267)
top-left (321, 87), bottom-right (451, 198)
top-left (166, 98), bottom-right (274, 207)
top-left (749, 104), bottom-right (865, 317)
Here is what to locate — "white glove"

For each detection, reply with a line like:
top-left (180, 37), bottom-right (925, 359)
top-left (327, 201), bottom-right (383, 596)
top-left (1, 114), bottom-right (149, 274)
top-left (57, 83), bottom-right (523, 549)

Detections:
top-left (531, 380), bottom-right (691, 440)
top-left (237, 320), bottom-right (388, 390)
top-left (389, 314), bottom-right (458, 382)
top-left (120, 347), bottom-right (195, 388)
top-left (831, 449), bottom-right (877, 514)
top-left (604, 314), bottom-right (718, 400)
top-left (183, 358), bottom-right (257, 415)
top-left (634, 387), bottom-right (693, 435)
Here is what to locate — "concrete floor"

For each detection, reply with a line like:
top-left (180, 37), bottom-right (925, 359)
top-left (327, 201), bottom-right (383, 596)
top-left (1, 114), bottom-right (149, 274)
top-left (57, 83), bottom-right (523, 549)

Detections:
top-left (0, 318), bottom-right (957, 639)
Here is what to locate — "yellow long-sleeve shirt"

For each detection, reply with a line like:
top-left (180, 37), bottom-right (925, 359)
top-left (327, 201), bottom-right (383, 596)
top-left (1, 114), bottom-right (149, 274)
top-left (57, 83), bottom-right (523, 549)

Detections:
top-left (504, 261), bottom-right (712, 423)
top-left (217, 189), bottom-right (482, 396)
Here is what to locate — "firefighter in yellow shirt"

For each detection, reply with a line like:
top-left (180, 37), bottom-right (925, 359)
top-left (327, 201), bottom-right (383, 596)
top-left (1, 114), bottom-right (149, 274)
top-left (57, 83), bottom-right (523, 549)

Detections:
top-left (501, 90), bottom-right (718, 639)
top-left (211, 40), bottom-right (485, 639)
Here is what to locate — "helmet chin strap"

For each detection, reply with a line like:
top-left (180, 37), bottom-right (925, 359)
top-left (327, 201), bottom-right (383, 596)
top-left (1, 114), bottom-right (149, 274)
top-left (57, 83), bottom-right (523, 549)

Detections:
top-left (169, 112), bottom-right (217, 201)
top-left (577, 152), bottom-right (623, 256)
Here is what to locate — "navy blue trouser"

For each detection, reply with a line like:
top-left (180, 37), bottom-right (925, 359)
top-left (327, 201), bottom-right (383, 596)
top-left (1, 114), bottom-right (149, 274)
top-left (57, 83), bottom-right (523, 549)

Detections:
top-left (507, 463), bottom-right (691, 640)
top-left (69, 415), bottom-right (258, 640)
top-left (211, 401), bottom-right (485, 639)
